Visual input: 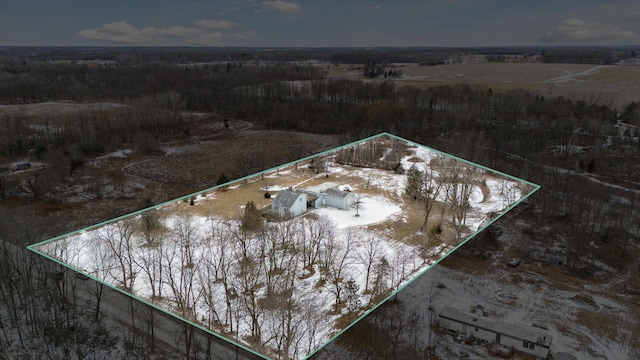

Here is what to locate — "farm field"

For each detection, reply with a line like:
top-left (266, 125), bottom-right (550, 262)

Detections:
top-left (29, 133), bottom-right (536, 360)
top-left (326, 62), bottom-right (640, 109)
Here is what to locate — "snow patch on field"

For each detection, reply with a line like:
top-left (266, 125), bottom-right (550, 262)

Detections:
top-left (314, 195), bottom-right (401, 229)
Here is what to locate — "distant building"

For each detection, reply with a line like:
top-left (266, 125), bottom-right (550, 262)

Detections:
top-left (439, 306), bottom-right (552, 359)
top-left (618, 58), bottom-right (640, 66)
top-left (16, 162), bottom-right (31, 170)
top-left (271, 190), bottom-right (307, 218)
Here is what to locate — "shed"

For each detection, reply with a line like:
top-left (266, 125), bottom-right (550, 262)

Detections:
top-left (271, 190), bottom-right (307, 218)
top-left (439, 306), bottom-right (552, 359)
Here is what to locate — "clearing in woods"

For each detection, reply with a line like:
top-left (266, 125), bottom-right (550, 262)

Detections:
top-left (29, 133), bottom-right (538, 360)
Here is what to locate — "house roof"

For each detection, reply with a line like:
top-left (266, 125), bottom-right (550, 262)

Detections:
top-left (272, 190), bottom-right (305, 209)
top-left (439, 306), bottom-right (552, 347)
top-left (305, 182), bottom-right (339, 195)
top-left (324, 188), bottom-right (353, 199)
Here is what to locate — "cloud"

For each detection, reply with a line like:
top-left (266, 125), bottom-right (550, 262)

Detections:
top-left (262, 0), bottom-right (300, 14)
top-left (188, 32), bottom-right (225, 46)
top-left (541, 18), bottom-right (636, 43)
top-left (231, 30), bottom-right (257, 40)
top-left (78, 20), bottom-right (255, 46)
top-left (77, 21), bottom-right (144, 44)
top-left (194, 19), bottom-right (239, 29)
top-left (625, 10), bottom-right (640, 22)
top-left (154, 26), bottom-right (203, 37)
top-left (220, 6), bottom-right (239, 15)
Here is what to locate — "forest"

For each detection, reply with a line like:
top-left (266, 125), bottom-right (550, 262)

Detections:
top-left (0, 46), bottom-right (639, 359)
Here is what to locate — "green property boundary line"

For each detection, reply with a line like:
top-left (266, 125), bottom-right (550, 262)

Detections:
top-left (27, 132), bottom-right (540, 360)
top-left (306, 132), bottom-right (540, 359)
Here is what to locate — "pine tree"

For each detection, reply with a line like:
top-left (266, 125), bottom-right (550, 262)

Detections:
top-left (343, 278), bottom-right (361, 313)
top-left (241, 201), bottom-right (263, 232)
top-left (217, 173), bottom-right (229, 186)
top-left (405, 164), bottom-right (423, 200)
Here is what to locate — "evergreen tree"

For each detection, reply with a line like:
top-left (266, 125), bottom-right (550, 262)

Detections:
top-left (217, 173), bottom-right (229, 186)
top-left (405, 164), bottom-right (424, 200)
top-left (241, 201), bottom-right (263, 232)
top-left (343, 278), bottom-right (362, 313)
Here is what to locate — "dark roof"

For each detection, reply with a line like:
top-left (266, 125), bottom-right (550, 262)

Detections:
top-left (272, 190), bottom-right (305, 209)
top-left (324, 188), bottom-right (352, 199)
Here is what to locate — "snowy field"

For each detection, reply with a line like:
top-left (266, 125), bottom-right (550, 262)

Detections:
top-left (33, 134), bottom-right (535, 360)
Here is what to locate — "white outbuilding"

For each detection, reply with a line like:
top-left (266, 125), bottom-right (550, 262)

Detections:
top-left (439, 306), bottom-right (552, 359)
top-left (315, 187), bottom-right (357, 210)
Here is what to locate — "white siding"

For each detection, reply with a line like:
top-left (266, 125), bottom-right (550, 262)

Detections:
top-left (289, 194), bottom-right (307, 217)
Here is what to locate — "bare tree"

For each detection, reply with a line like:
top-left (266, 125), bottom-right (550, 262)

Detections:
top-left (352, 194), bottom-right (363, 217)
top-left (356, 232), bottom-right (380, 293)
top-left (132, 237), bottom-right (165, 301)
top-left (23, 173), bottom-right (41, 202)
top-left (98, 220), bottom-right (138, 290)
top-left (87, 234), bottom-right (117, 321)
top-left (300, 216), bottom-right (333, 269)
top-left (369, 255), bottom-right (390, 307)
top-left (323, 229), bottom-right (355, 305)
top-left (422, 162), bottom-right (443, 231)
top-left (440, 159), bottom-right (479, 242)
top-left (164, 214), bottom-right (201, 320)
top-left (232, 225), bottom-right (264, 343)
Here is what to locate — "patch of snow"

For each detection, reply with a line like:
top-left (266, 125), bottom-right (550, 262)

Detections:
top-left (313, 195), bottom-right (401, 229)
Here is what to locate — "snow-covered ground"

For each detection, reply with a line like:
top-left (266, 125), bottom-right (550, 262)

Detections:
top-left (34, 136), bottom-right (532, 360)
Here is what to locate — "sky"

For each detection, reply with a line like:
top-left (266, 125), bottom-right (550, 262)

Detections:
top-left (1, 0), bottom-right (639, 47)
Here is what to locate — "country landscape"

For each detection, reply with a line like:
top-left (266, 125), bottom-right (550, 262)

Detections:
top-left (1, 1), bottom-right (640, 360)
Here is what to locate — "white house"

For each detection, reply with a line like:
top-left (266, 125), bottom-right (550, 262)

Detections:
top-left (439, 306), bottom-right (552, 359)
top-left (315, 187), bottom-right (357, 210)
top-left (271, 190), bottom-right (307, 218)
top-left (270, 184), bottom-right (358, 219)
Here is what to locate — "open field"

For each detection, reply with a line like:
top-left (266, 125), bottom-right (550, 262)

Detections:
top-left (0, 101), bottom-right (129, 117)
top-left (326, 63), bottom-right (640, 109)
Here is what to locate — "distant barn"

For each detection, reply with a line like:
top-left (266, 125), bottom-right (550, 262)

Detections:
top-left (439, 306), bottom-right (552, 359)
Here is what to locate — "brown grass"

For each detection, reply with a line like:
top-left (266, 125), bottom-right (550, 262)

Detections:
top-left (174, 158), bottom-right (462, 258)
top-left (327, 62), bottom-right (640, 108)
